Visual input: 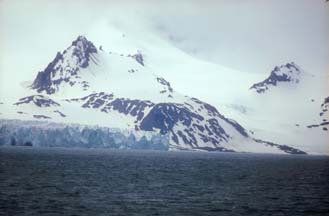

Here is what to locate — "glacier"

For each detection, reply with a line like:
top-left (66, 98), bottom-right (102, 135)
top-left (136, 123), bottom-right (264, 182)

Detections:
top-left (0, 119), bottom-right (169, 150)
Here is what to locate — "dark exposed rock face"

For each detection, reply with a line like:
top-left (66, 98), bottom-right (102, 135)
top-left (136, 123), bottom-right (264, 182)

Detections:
top-left (101, 98), bottom-right (154, 121)
top-left (320, 96), bottom-right (329, 117)
top-left (67, 92), bottom-right (115, 108)
top-left (253, 139), bottom-right (307, 155)
top-left (157, 77), bottom-right (173, 93)
top-left (71, 36), bottom-right (98, 68)
top-left (308, 96), bottom-right (329, 131)
top-left (67, 92), bottom-right (155, 121)
top-left (131, 52), bottom-right (144, 66)
top-left (139, 99), bottom-right (249, 149)
top-left (31, 36), bottom-right (97, 94)
top-left (190, 97), bottom-right (249, 137)
top-left (140, 103), bottom-right (204, 134)
top-left (54, 110), bottom-right (66, 117)
top-left (307, 122), bottom-right (329, 129)
top-left (33, 115), bottom-right (51, 119)
top-left (14, 95), bottom-right (60, 107)
top-left (324, 97), bottom-right (329, 104)
top-left (31, 52), bottom-right (64, 94)
top-left (250, 62), bottom-right (301, 93)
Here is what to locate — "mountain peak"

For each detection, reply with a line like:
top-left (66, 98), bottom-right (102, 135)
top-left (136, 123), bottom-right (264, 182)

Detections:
top-left (72, 35), bottom-right (90, 47)
top-left (31, 36), bottom-right (98, 94)
top-left (250, 62), bottom-right (302, 93)
top-left (272, 62), bottom-right (300, 76)
top-left (70, 35), bottom-right (98, 68)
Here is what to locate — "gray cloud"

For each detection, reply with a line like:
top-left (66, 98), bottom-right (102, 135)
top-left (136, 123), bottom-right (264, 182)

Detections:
top-left (0, 0), bottom-right (328, 84)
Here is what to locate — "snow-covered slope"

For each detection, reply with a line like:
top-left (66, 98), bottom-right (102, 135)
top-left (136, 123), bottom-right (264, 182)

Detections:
top-left (217, 63), bottom-right (329, 155)
top-left (0, 35), bottom-right (305, 154)
top-left (307, 96), bottom-right (329, 131)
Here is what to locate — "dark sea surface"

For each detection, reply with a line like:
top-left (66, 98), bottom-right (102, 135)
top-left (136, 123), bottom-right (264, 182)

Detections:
top-left (0, 147), bottom-right (329, 216)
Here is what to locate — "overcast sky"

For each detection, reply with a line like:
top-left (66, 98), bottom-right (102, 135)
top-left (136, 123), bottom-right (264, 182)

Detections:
top-left (0, 0), bottom-right (328, 85)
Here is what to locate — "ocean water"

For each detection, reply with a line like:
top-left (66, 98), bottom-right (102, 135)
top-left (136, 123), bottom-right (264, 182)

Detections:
top-left (0, 147), bottom-right (328, 216)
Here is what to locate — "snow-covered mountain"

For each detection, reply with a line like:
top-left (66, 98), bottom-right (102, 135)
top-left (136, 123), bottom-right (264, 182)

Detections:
top-left (217, 62), bottom-right (329, 155)
top-left (0, 35), bottom-right (306, 154)
top-left (250, 62), bottom-right (302, 93)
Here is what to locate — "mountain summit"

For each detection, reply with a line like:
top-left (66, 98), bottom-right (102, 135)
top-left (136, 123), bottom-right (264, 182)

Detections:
top-left (70, 35), bottom-right (98, 68)
top-left (250, 62), bottom-right (302, 93)
top-left (31, 36), bottom-right (98, 94)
